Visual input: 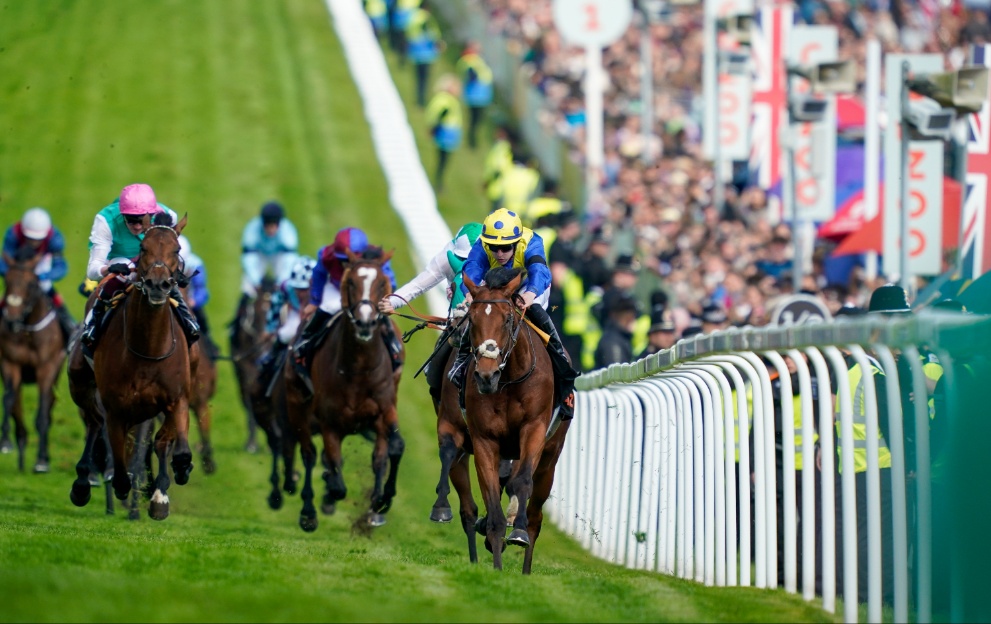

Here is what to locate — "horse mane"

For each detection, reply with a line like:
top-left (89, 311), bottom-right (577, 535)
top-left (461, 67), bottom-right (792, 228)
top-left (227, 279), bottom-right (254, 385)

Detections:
top-left (152, 212), bottom-right (173, 227)
top-left (13, 245), bottom-right (36, 263)
top-left (483, 267), bottom-right (523, 291)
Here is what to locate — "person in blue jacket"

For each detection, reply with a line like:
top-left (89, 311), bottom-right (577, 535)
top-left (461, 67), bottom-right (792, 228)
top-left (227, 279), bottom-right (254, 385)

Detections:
top-left (240, 201), bottom-right (299, 306)
top-left (178, 234), bottom-right (220, 360)
top-left (449, 208), bottom-right (579, 419)
top-left (0, 207), bottom-right (75, 341)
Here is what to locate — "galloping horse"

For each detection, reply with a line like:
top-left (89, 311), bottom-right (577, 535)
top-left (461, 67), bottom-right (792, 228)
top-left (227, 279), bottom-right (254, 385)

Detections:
top-left (230, 276), bottom-right (275, 452)
top-left (249, 345), bottom-right (296, 511)
top-left (0, 251), bottom-right (67, 473)
top-left (462, 268), bottom-right (570, 573)
top-left (181, 284), bottom-right (217, 474)
top-left (68, 215), bottom-right (194, 520)
top-left (285, 247), bottom-right (405, 532)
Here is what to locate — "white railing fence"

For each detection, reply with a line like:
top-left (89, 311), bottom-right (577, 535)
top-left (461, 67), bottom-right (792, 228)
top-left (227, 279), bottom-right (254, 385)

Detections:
top-left (546, 312), bottom-right (991, 623)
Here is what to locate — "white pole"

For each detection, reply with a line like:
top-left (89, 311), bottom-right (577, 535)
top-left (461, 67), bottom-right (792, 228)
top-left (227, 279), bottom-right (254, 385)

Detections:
top-left (585, 45), bottom-right (604, 208)
top-left (864, 39), bottom-right (882, 282)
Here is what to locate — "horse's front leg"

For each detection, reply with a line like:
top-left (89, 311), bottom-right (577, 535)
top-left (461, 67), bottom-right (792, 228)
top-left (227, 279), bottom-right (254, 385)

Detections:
top-left (192, 398), bottom-right (216, 475)
top-left (148, 417), bottom-right (177, 521)
top-left (297, 430), bottom-right (319, 532)
top-left (127, 421), bottom-right (153, 520)
top-left (473, 438), bottom-right (508, 570)
top-left (69, 417), bottom-right (101, 507)
top-left (2, 368), bottom-right (27, 471)
top-left (320, 428), bottom-right (346, 516)
top-left (506, 422), bottom-right (547, 550)
top-left (450, 450), bottom-right (480, 563)
top-left (106, 417), bottom-right (133, 503)
top-left (430, 420), bottom-right (463, 523)
top-left (262, 420), bottom-right (283, 510)
top-left (372, 405), bottom-right (404, 517)
top-left (169, 397), bottom-right (194, 486)
top-left (33, 361), bottom-right (60, 473)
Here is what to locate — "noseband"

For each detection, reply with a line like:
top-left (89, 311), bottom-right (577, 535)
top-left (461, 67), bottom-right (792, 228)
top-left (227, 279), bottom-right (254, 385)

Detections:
top-left (133, 225), bottom-right (183, 297)
top-left (467, 297), bottom-right (536, 386)
top-left (2, 273), bottom-right (48, 333)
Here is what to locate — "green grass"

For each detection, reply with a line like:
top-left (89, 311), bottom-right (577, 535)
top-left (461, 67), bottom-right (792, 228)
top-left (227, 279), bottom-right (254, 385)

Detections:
top-left (0, 2), bottom-right (834, 622)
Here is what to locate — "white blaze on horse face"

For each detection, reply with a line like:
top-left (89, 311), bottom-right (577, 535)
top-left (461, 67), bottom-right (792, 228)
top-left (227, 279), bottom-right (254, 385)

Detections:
top-left (476, 339), bottom-right (501, 359)
top-left (5, 294), bottom-right (23, 307)
top-left (485, 304), bottom-right (492, 316)
top-left (356, 266), bottom-right (377, 302)
top-left (357, 302), bottom-right (376, 327)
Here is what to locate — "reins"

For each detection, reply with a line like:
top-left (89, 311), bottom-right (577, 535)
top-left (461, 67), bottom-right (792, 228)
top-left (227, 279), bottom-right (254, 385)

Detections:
top-left (122, 296), bottom-right (178, 361)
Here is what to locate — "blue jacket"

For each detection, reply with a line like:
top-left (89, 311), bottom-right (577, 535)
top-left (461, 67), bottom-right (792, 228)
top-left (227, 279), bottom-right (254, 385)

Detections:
top-left (0, 224), bottom-right (68, 283)
top-left (310, 245), bottom-right (397, 306)
top-left (460, 232), bottom-right (551, 297)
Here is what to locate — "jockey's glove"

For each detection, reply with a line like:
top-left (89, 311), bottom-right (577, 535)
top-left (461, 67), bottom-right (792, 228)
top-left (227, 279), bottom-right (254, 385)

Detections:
top-left (108, 263), bottom-right (131, 276)
top-left (452, 301), bottom-right (468, 319)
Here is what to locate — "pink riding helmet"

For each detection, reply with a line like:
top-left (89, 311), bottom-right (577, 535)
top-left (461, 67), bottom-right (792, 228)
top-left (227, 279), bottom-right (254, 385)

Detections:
top-left (118, 183), bottom-right (161, 215)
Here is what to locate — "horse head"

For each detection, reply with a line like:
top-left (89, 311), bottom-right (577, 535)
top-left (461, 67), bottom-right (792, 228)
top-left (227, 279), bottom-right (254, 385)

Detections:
top-left (341, 247), bottom-right (394, 342)
top-left (463, 267), bottom-right (525, 394)
top-left (135, 213), bottom-right (187, 307)
top-left (1, 249), bottom-right (44, 329)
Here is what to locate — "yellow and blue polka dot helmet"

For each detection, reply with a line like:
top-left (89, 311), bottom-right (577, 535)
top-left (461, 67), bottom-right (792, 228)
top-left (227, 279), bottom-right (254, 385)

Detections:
top-left (481, 208), bottom-right (523, 244)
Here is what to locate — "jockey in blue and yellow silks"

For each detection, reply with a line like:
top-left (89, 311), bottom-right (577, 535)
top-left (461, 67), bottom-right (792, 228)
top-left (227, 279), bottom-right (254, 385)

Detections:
top-left (449, 209), bottom-right (580, 419)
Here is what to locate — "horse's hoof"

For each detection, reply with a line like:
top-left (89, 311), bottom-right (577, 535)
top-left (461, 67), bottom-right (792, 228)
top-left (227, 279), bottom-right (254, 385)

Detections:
top-left (367, 513), bottom-right (387, 527)
top-left (128, 508), bottom-right (141, 521)
top-left (113, 486), bottom-right (130, 501)
top-left (202, 458), bottom-right (217, 475)
top-left (267, 491), bottom-right (283, 510)
top-left (284, 483), bottom-right (297, 496)
top-left (320, 502), bottom-right (336, 516)
top-left (245, 441), bottom-right (259, 454)
top-left (484, 537), bottom-right (508, 554)
top-left (69, 481), bottom-right (91, 507)
top-left (507, 528), bottom-right (530, 548)
top-left (430, 505), bottom-right (454, 523)
top-left (0, 439), bottom-right (12, 454)
top-left (33, 460), bottom-right (50, 474)
top-left (172, 456), bottom-right (193, 485)
top-left (148, 500), bottom-right (169, 521)
top-left (299, 515), bottom-right (318, 532)
top-left (474, 516), bottom-right (487, 537)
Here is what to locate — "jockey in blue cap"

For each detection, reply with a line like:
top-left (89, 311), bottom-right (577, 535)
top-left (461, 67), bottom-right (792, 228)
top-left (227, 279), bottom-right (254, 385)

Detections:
top-left (291, 227), bottom-right (402, 391)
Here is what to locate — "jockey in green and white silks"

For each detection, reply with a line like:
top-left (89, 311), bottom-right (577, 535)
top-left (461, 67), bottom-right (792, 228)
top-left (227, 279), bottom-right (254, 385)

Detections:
top-left (79, 183), bottom-right (199, 356)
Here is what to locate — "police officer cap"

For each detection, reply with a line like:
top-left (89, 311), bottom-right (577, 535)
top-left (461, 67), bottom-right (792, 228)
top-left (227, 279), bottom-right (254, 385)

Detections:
top-left (614, 254), bottom-right (639, 275)
top-left (701, 304), bottom-right (727, 324)
top-left (681, 319), bottom-right (703, 338)
top-left (868, 283), bottom-right (911, 314)
top-left (609, 293), bottom-right (640, 316)
top-left (260, 201), bottom-right (284, 225)
top-left (648, 309), bottom-right (675, 333)
top-left (834, 303), bottom-right (867, 317)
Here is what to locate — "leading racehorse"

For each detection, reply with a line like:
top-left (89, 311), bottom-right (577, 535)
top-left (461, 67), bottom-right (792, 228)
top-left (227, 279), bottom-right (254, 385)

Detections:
top-left (285, 247), bottom-right (405, 532)
top-left (462, 268), bottom-right (570, 573)
top-left (0, 250), bottom-right (67, 473)
top-left (67, 214), bottom-right (194, 520)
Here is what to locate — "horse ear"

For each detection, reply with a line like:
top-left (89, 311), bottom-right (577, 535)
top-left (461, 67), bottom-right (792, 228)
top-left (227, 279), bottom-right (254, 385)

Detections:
top-left (340, 268), bottom-right (351, 308)
top-left (174, 213), bottom-right (188, 236)
top-left (506, 271), bottom-right (524, 294)
top-left (381, 248), bottom-right (394, 264)
top-left (346, 248), bottom-right (359, 264)
top-left (463, 272), bottom-right (479, 297)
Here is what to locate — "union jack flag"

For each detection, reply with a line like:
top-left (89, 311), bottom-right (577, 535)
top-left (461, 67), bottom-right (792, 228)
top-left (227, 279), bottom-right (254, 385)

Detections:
top-left (748, 6), bottom-right (793, 223)
top-left (962, 44), bottom-right (991, 279)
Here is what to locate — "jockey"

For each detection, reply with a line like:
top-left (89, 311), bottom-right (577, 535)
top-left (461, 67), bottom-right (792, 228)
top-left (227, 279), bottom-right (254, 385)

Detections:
top-left (177, 234), bottom-right (220, 359)
top-left (0, 207), bottom-right (76, 341)
top-left (377, 222), bottom-right (482, 316)
top-left (255, 255), bottom-right (317, 394)
top-left (377, 222), bottom-right (481, 402)
top-left (292, 227), bottom-right (402, 373)
top-left (79, 183), bottom-right (200, 355)
top-left (449, 208), bottom-right (579, 419)
top-left (240, 201), bottom-right (299, 304)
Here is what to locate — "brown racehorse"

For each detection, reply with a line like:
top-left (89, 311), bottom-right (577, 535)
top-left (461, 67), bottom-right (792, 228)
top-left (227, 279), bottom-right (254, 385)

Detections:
top-left (181, 284), bottom-right (217, 474)
top-left (249, 341), bottom-right (298, 511)
top-left (0, 252), bottom-right (67, 473)
top-left (285, 247), bottom-right (405, 532)
top-left (230, 277), bottom-right (275, 453)
top-left (461, 268), bottom-right (570, 573)
top-left (67, 215), bottom-right (194, 520)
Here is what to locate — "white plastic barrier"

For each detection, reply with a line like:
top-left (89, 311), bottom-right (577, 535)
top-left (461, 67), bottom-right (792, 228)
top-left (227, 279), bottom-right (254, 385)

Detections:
top-left (546, 314), bottom-right (988, 623)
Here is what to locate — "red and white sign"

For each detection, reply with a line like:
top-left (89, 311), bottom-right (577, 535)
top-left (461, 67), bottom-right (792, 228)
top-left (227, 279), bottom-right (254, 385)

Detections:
top-left (785, 26), bottom-right (837, 223)
top-left (702, 0), bottom-right (754, 161)
top-left (553, 0), bottom-right (633, 48)
top-left (719, 72), bottom-right (752, 160)
top-left (905, 140), bottom-right (944, 275)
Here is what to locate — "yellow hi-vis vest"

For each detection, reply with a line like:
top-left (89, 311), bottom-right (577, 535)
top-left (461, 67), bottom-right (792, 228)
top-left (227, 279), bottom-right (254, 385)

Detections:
top-left (836, 356), bottom-right (891, 473)
top-left (456, 52), bottom-right (493, 84)
top-left (581, 289), bottom-right (603, 371)
top-left (526, 197), bottom-right (563, 228)
top-left (501, 165), bottom-right (540, 214)
top-left (561, 270), bottom-right (587, 336)
top-left (484, 139), bottom-right (513, 202)
top-left (483, 228), bottom-right (534, 271)
top-left (632, 314), bottom-right (650, 356)
top-left (534, 226), bottom-right (556, 254)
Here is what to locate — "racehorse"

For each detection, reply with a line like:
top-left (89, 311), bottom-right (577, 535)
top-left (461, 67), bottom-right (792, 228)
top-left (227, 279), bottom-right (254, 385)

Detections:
top-left (285, 247), bottom-right (405, 532)
top-left (249, 345), bottom-right (297, 511)
top-left (181, 284), bottom-right (217, 474)
top-left (461, 268), bottom-right (570, 573)
top-left (230, 276), bottom-right (276, 453)
top-left (67, 214), bottom-right (194, 520)
top-left (0, 251), bottom-right (67, 473)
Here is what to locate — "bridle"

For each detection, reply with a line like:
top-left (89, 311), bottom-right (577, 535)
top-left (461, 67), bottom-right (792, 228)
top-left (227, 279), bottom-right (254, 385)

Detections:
top-left (132, 225), bottom-right (184, 299)
top-left (467, 296), bottom-right (536, 387)
top-left (1, 268), bottom-right (50, 334)
top-left (342, 263), bottom-right (386, 335)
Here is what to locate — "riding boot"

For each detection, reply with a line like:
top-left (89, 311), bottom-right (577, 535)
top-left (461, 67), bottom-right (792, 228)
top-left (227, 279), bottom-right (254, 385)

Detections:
top-left (47, 289), bottom-right (77, 345)
top-left (447, 327), bottom-right (473, 410)
top-left (80, 297), bottom-right (110, 356)
top-left (170, 286), bottom-right (200, 347)
top-left (257, 340), bottom-right (288, 394)
top-left (380, 318), bottom-right (404, 371)
top-left (525, 304), bottom-right (581, 420)
top-left (293, 309), bottom-right (332, 367)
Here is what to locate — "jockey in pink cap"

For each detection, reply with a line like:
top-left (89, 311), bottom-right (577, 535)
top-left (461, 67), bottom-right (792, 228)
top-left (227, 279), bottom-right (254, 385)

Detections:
top-left (79, 183), bottom-right (199, 356)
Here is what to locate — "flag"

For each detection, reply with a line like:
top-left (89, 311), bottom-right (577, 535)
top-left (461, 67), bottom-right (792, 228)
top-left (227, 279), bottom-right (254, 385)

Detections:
top-left (748, 5), bottom-right (793, 222)
top-left (962, 44), bottom-right (991, 279)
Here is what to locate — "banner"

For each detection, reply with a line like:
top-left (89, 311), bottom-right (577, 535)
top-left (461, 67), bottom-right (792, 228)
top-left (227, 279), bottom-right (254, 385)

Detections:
top-left (962, 43), bottom-right (991, 278)
top-left (784, 25), bottom-right (837, 223)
